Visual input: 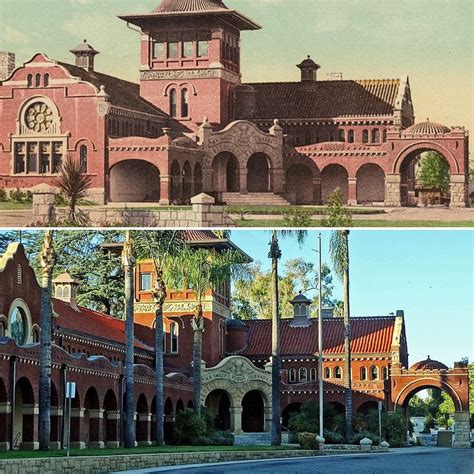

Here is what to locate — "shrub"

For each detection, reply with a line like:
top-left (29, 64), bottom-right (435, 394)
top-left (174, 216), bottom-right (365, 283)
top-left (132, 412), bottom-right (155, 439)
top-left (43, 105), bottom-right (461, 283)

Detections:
top-left (173, 409), bottom-right (207, 444)
top-left (298, 432), bottom-right (318, 450)
top-left (0, 189), bottom-right (7, 202)
top-left (9, 188), bottom-right (28, 203)
top-left (351, 430), bottom-right (380, 445)
top-left (323, 429), bottom-right (344, 444)
top-left (289, 401), bottom-right (344, 436)
top-left (193, 431), bottom-right (234, 446)
top-left (283, 208), bottom-right (312, 227)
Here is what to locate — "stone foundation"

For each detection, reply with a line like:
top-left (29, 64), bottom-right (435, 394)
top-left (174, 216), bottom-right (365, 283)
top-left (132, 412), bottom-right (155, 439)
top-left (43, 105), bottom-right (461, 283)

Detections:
top-left (384, 174), bottom-right (401, 207)
top-left (450, 175), bottom-right (468, 208)
top-left (453, 412), bottom-right (471, 448)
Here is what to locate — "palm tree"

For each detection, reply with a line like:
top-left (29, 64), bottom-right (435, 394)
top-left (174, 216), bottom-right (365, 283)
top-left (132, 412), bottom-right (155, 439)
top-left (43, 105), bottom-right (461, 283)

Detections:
top-left (168, 245), bottom-right (248, 416)
top-left (38, 230), bottom-right (56, 450)
top-left (329, 230), bottom-right (352, 441)
top-left (121, 231), bottom-right (136, 448)
top-left (55, 154), bottom-right (92, 224)
top-left (133, 231), bottom-right (184, 446)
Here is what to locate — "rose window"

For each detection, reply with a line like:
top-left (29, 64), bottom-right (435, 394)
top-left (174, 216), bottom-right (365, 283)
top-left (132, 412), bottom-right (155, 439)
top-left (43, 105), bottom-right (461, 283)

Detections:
top-left (25, 102), bottom-right (54, 132)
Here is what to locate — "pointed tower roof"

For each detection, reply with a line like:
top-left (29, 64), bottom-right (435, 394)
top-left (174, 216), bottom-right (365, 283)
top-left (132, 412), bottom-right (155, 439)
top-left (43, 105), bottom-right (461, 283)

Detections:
top-left (70, 39), bottom-right (100, 56)
top-left (153, 0), bottom-right (229, 13)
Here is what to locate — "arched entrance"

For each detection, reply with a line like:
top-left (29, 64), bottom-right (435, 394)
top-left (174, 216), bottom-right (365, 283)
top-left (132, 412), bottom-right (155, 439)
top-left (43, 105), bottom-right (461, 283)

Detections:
top-left (50, 382), bottom-right (61, 449)
top-left (212, 152), bottom-right (240, 193)
top-left (13, 377), bottom-right (35, 450)
top-left (321, 164), bottom-right (349, 203)
top-left (194, 163), bottom-right (203, 195)
top-left (136, 394), bottom-right (150, 445)
top-left (176, 400), bottom-right (185, 413)
top-left (110, 160), bottom-right (161, 202)
top-left (356, 163), bottom-right (385, 204)
top-left (247, 153), bottom-right (271, 192)
top-left (69, 387), bottom-right (82, 449)
top-left (241, 390), bottom-right (265, 433)
top-left (357, 401), bottom-right (380, 415)
top-left (182, 161), bottom-right (192, 203)
top-left (164, 397), bottom-right (174, 443)
top-left (103, 389), bottom-right (119, 448)
top-left (170, 161), bottom-right (182, 204)
top-left (282, 402), bottom-right (301, 428)
top-left (205, 389), bottom-right (232, 431)
top-left (84, 386), bottom-right (101, 448)
top-left (285, 165), bottom-right (314, 204)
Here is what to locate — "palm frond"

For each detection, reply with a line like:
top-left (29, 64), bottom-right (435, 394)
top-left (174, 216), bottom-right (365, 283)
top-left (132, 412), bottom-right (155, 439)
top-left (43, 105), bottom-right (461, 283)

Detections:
top-left (329, 230), bottom-right (350, 281)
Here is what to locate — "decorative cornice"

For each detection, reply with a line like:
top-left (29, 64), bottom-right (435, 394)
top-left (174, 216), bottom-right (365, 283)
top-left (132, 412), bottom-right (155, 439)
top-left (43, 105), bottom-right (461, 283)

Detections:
top-left (140, 67), bottom-right (240, 83)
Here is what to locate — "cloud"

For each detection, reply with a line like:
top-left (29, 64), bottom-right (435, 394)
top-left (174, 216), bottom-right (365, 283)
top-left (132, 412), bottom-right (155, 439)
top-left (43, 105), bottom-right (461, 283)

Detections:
top-left (0, 25), bottom-right (32, 45)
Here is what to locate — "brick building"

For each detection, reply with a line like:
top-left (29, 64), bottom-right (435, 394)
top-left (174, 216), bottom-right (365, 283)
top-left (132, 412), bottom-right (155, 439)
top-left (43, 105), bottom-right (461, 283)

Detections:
top-left (0, 0), bottom-right (469, 207)
top-left (0, 231), bottom-right (470, 450)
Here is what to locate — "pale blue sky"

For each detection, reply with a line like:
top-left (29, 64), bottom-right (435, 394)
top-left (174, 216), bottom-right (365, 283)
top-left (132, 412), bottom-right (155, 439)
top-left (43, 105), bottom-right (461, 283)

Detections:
top-left (231, 229), bottom-right (474, 367)
top-left (1, 0), bottom-right (472, 133)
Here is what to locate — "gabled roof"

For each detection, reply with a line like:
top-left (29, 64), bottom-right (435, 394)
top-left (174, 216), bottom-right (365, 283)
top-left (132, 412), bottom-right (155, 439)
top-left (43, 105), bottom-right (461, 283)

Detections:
top-left (242, 79), bottom-right (401, 120)
top-left (242, 316), bottom-right (396, 356)
top-left (57, 61), bottom-right (167, 118)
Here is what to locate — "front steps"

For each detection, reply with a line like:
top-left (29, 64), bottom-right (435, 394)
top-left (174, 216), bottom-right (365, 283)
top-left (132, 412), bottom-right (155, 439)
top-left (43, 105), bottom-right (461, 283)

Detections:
top-left (234, 432), bottom-right (272, 446)
top-left (222, 193), bottom-right (290, 206)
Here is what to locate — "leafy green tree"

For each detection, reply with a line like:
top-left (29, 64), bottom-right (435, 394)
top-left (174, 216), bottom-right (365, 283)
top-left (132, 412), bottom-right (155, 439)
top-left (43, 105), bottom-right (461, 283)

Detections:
top-left (416, 151), bottom-right (450, 193)
top-left (322, 188), bottom-right (352, 227)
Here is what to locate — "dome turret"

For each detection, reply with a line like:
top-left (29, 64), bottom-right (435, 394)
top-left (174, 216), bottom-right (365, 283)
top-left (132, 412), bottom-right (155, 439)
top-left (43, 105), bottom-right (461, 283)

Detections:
top-left (403, 120), bottom-right (451, 136)
top-left (410, 356), bottom-right (448, 371)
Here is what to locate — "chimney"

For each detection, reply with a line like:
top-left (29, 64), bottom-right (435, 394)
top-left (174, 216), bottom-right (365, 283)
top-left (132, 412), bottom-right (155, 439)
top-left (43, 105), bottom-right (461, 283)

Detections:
top-left (53, 272), bottom-right (80, 309)
top-left (0, 51), bottom-right (16, 81)
top-left (70, 40), bottom-right (99, 71)
top-left (289, 291), bottom-right (312, 326)
top-left (297, 55), bottom-right (321, 82)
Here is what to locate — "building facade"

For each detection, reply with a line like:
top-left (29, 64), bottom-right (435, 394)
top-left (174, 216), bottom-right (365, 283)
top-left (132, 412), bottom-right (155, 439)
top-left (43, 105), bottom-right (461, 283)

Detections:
top-left (0, 231), bottom-right (470, 450)
top-left (0, 0), bottom-right (469, 207)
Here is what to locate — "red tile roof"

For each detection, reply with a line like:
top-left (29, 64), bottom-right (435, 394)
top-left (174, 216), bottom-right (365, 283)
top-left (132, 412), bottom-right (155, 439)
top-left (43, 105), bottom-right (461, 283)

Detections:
top-left (241, 316), bottom-right (396, 356)
top-left (242, 79), bottom-right (400, 119)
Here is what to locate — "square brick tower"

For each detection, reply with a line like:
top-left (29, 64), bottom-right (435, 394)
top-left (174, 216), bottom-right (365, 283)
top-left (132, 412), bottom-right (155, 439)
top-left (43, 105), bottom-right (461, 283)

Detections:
top-left (0, 52), bottom-right (15, 81)
top-left (119, 0), bottom-right (260, 128)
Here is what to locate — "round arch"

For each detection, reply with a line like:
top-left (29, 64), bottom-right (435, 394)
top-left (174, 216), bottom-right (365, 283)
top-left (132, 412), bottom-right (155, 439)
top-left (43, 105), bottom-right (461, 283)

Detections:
top-left (170, 160), bottom-right (181, 203)
top-left (182, 161), bottom-right (193, 202)
top-left (285, 164), bottom-right (316, 204)
top-left (356, 163), bottom-right (385, 204)
top-left (84, 386), bottom-right (100, 447)
top-left (357, 400), bottom-right (381, 415)
top-left (8, 298), bottom-right (33, 346)
top-left (247, 153), bottom-right (272, 192)
top-left (50, 381), bottom-right (61, 446)
top-left (109, 160), bottom-right (161, 202)
top-left (13, 377), bottom-right (35, 448)
top-left (205, 389), bottom-right (233, 432)
top-left (17, 95), bottom-right (61, 134)
top-left (241, 390), bottom-right (266, 432)
top-left (103, 389), bottom-right (119, 447)
top-left (321, 164), bottom-right (349, 203)
top-left (282, 402), bottom-right (302, 428)
top-left (136, 394), bottom-right (149, 445)
top-left (164, 397), bottom-right (174, 443)
top-left (176, 399), bottom-right (185, 413)
top-left (212, 152), bottom-right (240, 193)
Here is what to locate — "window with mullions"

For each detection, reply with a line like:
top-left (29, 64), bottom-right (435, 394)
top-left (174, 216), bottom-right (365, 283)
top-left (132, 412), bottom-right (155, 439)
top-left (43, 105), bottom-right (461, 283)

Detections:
top-left (168, 42), bottom-right (179, 59)
top-left (153, 42), bottom-right (165, 59)
top-left (197, 40), bottom-right (209, 57)
top-left (182, 41), bottom-right (193, 58)
top-left (140, 272), bottom-right (152, 291)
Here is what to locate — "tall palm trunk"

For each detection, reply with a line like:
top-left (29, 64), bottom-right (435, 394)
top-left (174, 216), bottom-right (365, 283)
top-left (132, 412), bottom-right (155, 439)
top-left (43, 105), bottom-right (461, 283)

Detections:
top-left (38, 231), bottom-right (56, 451)
top-left (122, 232), bottom-right (136, 448)
top-left (152, 269), bottom-right (166, 446)
top-left (269, 233), bottom-right (281, 446)
top-left (191, 302), bottom-right (204, 416)
top-left (342, 231), bottom-right (352, 441)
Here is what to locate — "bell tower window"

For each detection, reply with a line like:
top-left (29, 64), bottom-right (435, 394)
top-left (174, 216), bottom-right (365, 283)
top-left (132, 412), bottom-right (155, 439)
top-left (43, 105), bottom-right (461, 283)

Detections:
top-left (167, 42), bottom-right (178, 59)
top-left (80, 145), bottom-right (88, 173)
top-left (197, 40), bottom-right (208, 58)
top-left (181, 89), bottom-right (189, 118)
top-left (169, 89), bottom-right (177, 117)
top-left (183, 41), bottom-right (193, 58)
top-left (35, 73), bottom-right (41, 87)
top-left (153, 42), bottom-right (165, 59)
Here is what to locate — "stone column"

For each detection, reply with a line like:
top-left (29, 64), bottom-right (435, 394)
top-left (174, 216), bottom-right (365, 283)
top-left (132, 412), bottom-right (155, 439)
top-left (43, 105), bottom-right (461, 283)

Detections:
top-left (202, 166), bottom-right (214, 194)
top-left (105, 410), bottom-right (120, 448)
top-left (450, 174), bottom-right (468, 208)
top-left (348, 177), bottom-right (357, 206)
top-left (191, 193), bottom-right (215, 227)
top-left (272, 167), bottom-right (285, 194)
top-left (0, 402), bottom-right (11, 451)
top-left (264, 406), bottom-right (273, 433)
top-left (313, 178), bottom-right (321, 204)
top-left (31, 184), bottom-right (57, 225)
top-left (88, 409), bottom-right (104, 448)
top-left (159, 175), bottom-right (171, 205)
top-left (239, 167), bottom-right (248, 194)
top-left (230, 407), bottom-right (243, 434)
top-left (385, 174), bottom-right (402, 207)
top-left (70, 408), bottom-right (86, 450)
top-left (453, 412), bottom-right (471, 448)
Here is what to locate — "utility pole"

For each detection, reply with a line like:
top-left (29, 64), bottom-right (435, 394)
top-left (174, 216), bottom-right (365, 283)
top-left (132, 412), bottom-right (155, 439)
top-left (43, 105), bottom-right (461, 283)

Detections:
top-left (318, 233), bottom-right (323, 438)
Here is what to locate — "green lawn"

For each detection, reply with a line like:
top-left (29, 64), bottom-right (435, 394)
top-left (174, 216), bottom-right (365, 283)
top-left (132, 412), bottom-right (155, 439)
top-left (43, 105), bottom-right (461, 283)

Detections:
top-left (236, 219), bottom-right (474, 228)
top-left (226, 205), bottom-right (385, 216)
top-left (0, 445), bottom-right (291, 460)
top-left (0, 202), bottom-right (32, 210)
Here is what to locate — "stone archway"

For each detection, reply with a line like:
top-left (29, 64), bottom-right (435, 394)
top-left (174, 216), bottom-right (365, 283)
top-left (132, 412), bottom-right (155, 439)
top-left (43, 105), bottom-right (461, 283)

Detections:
top-left (103, 389), bottom-right (119, 448)
top-left (356, 163), bottom-right (385, 204)
top-left (281, 402), bottom-right (302, 428)
top-left (182, 161), bottom-right (192, 203)
top-left (321, 164), bottom-right (349, 203)
top-left (357, 400), bottom-right (380, 415)
top-left (285, 164), bottom-right (315, 204)
top-left (49, 382), bottom-right (61, 449)
top-left (136, 394), bottom-right (150, 446)
top-left (109, 160), bottom-right (161, 202)
top-left (170, 161), bottom-right (182, 204)
top-left (247, 153), bottom-right (272, 192)
top-left (13, 377), bottom-right (36, 450)
top-left (84, 386), bottom-right (101, 448)
top-left (242, 390), bottom-right (265, 432)
top-left (205, 389), bottom-right (232, 431)
top-left (212, 152), bottom-right (240, 193)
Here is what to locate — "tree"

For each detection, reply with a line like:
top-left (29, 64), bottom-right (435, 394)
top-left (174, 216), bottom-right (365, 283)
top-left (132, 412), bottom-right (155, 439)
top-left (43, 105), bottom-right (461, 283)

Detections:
top-left (38, 231), bottom-right (56, 450)
top-left (133, 231), bottom-right (185, 446)
top-left (167, 246), bottom-right (249, 416)
top-left (417, 151), bottom-right (450, 193)
top-left (322, 188), bottom-right (352, 227)
top-left (55, 154), bottom-right (92, 224)
top-left (329, 230), bottom-right (353, 441)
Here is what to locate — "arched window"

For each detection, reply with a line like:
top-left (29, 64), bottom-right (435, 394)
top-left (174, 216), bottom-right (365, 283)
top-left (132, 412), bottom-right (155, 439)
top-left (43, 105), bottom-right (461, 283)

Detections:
top-left (362, 130), bottom-right (369, 143)
top-left (334, 366), bottom-right (342, 379)
top-left (170, 322), bottom-right (179, 354)
top-left (382, 129), bottom-right (387, 142)
top-left (310, 368), bottom-right (317, 381)
top-left (0, 319), bottom-right (6, 337)
top-left (27, 74), bottom-right (33, 87)
top-left (382, 366), bottom-right (388, 380)
top-left (370, 366), bottom-right (378, 380)
top-left (56, 286), bottom-right (63, 298)
top-left (372, 129), bottom-right (381, 143)
top-left (44, 74), bottom-right (50, 87)
top-left (80, 145), bottom-right (88, 173)
top-left (63, 286), bottom-right (70, 298)
top-left (32, 326), bottom-right (40, 343)
top-left (35, 73), bottom-right (41, 87)
top-left (360, 367), bottom-right (367, 380)
top-left (181, 88), bottom-right (189, 118)
top-left (324, 367), bottom-right (331, 379)
top-left (299, 367), bottom-right (307, 382)
top-left (348, 130), bottom-right (355, 143)
top-left (169, 89), bottom-right (177, 118)
top-left (289, 368), bottom-right (296, 383)
top-left (338, 130), bottom-right (345, 142)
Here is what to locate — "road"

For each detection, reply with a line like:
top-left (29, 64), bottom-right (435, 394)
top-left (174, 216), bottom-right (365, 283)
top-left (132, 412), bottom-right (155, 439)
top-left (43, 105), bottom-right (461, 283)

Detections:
top-left (116, 448), bottom-right (473, 474)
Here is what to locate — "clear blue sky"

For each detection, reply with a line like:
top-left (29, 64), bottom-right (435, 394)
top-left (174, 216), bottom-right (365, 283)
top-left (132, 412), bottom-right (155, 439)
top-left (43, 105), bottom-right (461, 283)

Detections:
top-left (1, 0), bottom-right (472, 134)
top-left (230, 230), bottom-right (474, 367)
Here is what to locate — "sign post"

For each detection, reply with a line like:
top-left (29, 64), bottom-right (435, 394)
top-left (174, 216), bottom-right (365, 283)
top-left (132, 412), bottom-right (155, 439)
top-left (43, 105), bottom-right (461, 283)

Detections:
top-left (65, 382), bottom-right (76, 457)
top-left (378, 401), bottom-right (383, 441)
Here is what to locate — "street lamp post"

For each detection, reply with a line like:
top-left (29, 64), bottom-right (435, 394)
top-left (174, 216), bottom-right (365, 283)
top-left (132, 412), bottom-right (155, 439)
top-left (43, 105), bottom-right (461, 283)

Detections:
top-left (318, 233), bottom-right (323, 438)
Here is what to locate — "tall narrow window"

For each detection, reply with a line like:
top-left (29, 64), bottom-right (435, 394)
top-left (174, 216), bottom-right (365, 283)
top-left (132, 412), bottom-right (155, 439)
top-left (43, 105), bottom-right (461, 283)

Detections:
top-left (167, 42), bottom-right (178, 59)
top-left (372, 129), bottom-right (381, 143)
top-left (170, 322), bottom-right (179, 354)
top-left (153, 42), bottom-right (165, 59)
top-left (338, 130), bottom-right (345, 141)
top-left (324, 367), bottom-right (331, 379)
top-left (197, 40), bottom-right (208, 57)
top-left (299, 367), bottom-right (307, 382)
top-left (289, 368), bottom-right (296, 383)
top-left (310, 368), bottom-right (317, 381)
top-left (27, 74), bottom-right (33, 87)
top-left (35, 73), bottom-right (41, 87)
top-left (370, 366), bottom-right (379, 380)
top-left (334, 366), bottom-right (342, 379)
top-left (80, 145), bottom-right (88, 173)
top-left (169, 89), bottom-right (177, 117)
top-left (362, 130), bottom-right (369, 143)
top-left (181, 88), bottom-right (189, 118)
top-left (361, 367), bottom-right (367, 380)
top-left (140, 272), bottom-right (152, 291)
top-left (44, 74), bottom-right (50, 87)
top-left (182, 41), bottom-right (193, 58)
top-left (382, 367), bottom-right (388, 380)
top-left (347, 130), bottom-right (355, 143)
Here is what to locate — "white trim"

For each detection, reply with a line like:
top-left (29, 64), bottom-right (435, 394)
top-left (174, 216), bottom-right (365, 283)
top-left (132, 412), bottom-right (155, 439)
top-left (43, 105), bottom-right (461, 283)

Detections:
top-left (7, 298), bottom-right (33, 345)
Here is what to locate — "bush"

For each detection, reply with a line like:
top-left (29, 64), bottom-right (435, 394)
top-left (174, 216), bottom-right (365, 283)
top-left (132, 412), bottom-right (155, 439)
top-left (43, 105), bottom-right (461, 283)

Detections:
top-left (8, 188), bottom-right (29, 203)
top-left (351, 430), bottom-right (381, 445)
top-left (321, 188), bottom-right (352, 227)
top-left (173, 409), bottom-right (207, 444)
top-left (283, 208), bottom-right (312, 227)
top-left (298, 432), bottom-right (318, 450)
top-left (193, 431), bottom-right (234, 446)
top-left (289, 401), bottom-right (344, 436)
top-left (323, 429), bottom-right (344, 444)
